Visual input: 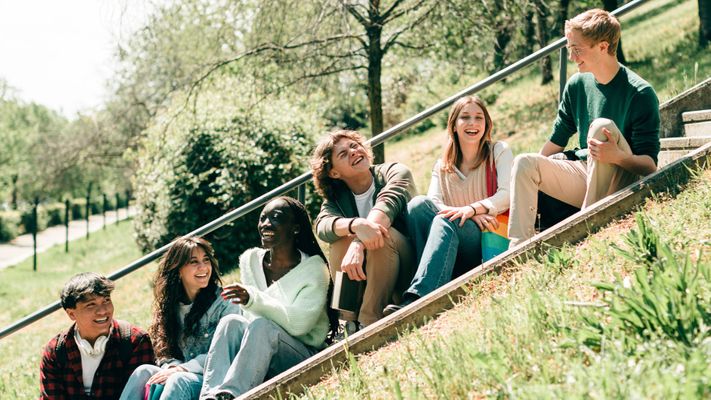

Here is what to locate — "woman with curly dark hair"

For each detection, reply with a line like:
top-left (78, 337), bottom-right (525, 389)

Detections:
top-left (120, 237), bottom-right (240, 399)
top-left (199, 197), bottom-right (337, 400)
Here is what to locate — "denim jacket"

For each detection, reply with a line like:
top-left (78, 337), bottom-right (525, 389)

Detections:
top-left (160, 287), bottom-right (241, 374)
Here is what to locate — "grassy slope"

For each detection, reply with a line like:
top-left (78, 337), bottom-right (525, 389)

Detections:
top-left (300, 167), bottom-right (711, 400)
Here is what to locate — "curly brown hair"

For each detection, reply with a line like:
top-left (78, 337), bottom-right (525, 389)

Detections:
top-left (441, 96), bottom-right (494, 173)
top-left (309, 130), bottom-right (373, 201)
top-left (149, 236), bottom-right (222, 362)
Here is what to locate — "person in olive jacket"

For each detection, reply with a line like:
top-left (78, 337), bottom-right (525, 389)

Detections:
top-left (310, 129), bottom-right (416, 330)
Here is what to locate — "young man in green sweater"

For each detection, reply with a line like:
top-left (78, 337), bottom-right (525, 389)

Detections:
top-left (508, 8), bottom-right (660, 247)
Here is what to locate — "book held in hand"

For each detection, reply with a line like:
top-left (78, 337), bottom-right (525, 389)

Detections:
top-left (331, 270), bottom-right (365, 320)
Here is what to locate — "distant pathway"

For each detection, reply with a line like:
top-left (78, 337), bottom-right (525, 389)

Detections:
top-left (0, 207), bottom-right (136, 270)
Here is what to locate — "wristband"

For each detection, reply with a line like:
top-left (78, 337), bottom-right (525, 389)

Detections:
top-left (348, 218), bottom-right (357, 234)
top-left (469, 204), bottom-right (478, 216)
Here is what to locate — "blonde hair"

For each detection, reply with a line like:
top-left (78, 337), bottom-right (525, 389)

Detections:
top-left (565, 9), bottom-right (621, 56)
top-left (441, 96), bottom-right (494, 173)
top-left (310, 130), bottom-right (373, 200)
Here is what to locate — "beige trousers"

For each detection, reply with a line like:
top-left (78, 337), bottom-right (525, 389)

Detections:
top-left (328, 226), bottom-right (415, 326)
top-left (508, 118), bottom-right (641, 246)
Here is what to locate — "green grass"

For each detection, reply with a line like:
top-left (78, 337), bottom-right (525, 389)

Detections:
top-left (0, 221), bottom-right (242, 398)
top-left (298, 169), bottom-right (711, 400)
top-left (0, 222), bottom-right (143, 327)
top-left (387, 0), bottom-right (710, 192)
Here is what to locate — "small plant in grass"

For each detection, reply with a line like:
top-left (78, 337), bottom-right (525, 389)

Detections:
top-left (579, 213), bottom-right (710, 352)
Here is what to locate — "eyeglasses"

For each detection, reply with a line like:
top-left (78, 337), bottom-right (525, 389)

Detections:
top-left (566, 45), bottom-right (584, 57)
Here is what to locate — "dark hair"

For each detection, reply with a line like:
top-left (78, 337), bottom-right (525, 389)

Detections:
top-left (310, 130), bottom-right (373, 201)
top-left (60, 272), bottom-right (115, 309)
top-left (149, 236), bottom-right (222, 361)
top-left (270, 196), bottom-right (339, 343)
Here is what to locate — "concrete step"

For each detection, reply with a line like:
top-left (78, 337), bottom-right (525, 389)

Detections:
top-left (658, 136), bottom-right (711, 167)
top-left (660, 136), bottom-right (711, 150)
top-left (682, 109), bottom-right (711, 123)
top-left (684, 120), bottom-right (711, 137)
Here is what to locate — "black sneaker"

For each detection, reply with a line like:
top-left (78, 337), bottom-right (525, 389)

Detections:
top-left (383, 295), bottom-right (418, 317)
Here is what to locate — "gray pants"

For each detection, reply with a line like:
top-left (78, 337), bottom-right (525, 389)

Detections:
top-left (199, 315), bottom-right (317, 399)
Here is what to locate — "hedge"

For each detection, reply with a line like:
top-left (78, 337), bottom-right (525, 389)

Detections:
top-left (0, 210), bottom-right (21, 242)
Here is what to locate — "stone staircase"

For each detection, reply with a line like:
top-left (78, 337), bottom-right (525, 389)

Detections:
top-left (657, 78), bottom-right (711, 167)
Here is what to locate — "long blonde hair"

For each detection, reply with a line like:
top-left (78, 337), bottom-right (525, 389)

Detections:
top-left (441, 96), bottom-right (494, 173)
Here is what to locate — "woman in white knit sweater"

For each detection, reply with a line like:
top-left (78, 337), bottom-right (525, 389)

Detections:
top-left (384, 96), bottom-right (513, 315)
top-left (199, 197), bottom-right (338, 400)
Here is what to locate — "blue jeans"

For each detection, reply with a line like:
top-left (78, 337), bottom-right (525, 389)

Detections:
top-left (405, 196), bottom-right (482, 298)
top-left (119, 364), bottom-right (202, 400)
top-left (199, 315), bottom-right (317, 398)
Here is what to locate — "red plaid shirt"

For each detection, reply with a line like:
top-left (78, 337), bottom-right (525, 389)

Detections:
top-left (39, 319), bottom-right (155, 399)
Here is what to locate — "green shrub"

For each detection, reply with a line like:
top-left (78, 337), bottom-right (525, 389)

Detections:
top-left (43, 202), bottom-right (66, 227)
top-left (134, 110), bottom-right (317, 269)
top-left (19, 205), bottom-right (48, 234)
top-left (71, 199), bottom-right (87, 220)
top-left (0, 210), bottom-right (21, 242)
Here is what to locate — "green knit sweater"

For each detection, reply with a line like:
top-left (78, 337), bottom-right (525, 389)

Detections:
top-left (550, 65), bottom-right (661, 164)
top-left (239, 248), bottom-right (330, 349)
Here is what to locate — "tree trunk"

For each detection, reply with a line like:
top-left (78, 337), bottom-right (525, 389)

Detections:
top-left (492, 21), bottom-right (513, 75)
top-left (367, 5), bottom-right (385, 164)
top-left (602, 0), bottom-right (627, 64)
top-left (700, 0), bottom-right (711, 47)
top-left (557, 0), bottom-right (570, 36)
top-left (11, 174), bottom-right (18, 210)
top-left (523, 8), bottom-right (536, 56)
top-left (536, 0), bottom-right (553, 84)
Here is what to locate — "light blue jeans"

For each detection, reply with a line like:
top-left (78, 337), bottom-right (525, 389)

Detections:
top-left (119, 364), bottom-right (202, 400)
top-left (405, 196), bottom-right (482, 298)
top-left (199, 315), bottom-right (317, 399)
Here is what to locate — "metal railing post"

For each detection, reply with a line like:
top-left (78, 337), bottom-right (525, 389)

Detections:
top-left (559, 47), bottom-right (568, 102)
top-left (297, 184), bottom-right (306, 205)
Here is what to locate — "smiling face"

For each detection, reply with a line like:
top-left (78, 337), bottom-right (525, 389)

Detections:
top-left (454, 102), bottom-right (487, 148)
top-left (179, 246), bottom-right (213, 301)
top-left (566, 29), bottom-right (606, 74)
top-left (327, 138), bottom-right (371, 181)
top-left (66, 294), bottom-right (114, 343)
top-left (258, 199), bottom-right (298, 250)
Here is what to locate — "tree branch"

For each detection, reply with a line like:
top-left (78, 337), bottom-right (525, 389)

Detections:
top-left (382, 2), bottom-right (438, 53)
top-left (338, 0), bottom-right (370, 27)
top-left (381, 0), bottom-right (408, 21)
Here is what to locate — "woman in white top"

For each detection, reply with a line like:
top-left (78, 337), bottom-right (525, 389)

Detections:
top-left (199, 197), bottom-right (338, 400)
top-left (384, 95), bottom-right (513, 314)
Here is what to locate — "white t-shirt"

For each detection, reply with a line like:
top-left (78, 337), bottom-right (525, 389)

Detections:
top-left (74, 327), bottom-right (110, 394)
top-left (352, 180), bottom-right (376, 218)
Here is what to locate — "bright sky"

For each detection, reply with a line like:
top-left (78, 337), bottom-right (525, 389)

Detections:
top-left (0, 1), bottom-right (153, 118)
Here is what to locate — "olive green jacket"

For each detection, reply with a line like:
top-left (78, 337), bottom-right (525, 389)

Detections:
top-left (315, 162), bottom-right (416, 243)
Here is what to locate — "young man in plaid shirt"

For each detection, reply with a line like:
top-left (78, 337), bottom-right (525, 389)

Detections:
top-left (39, 272), bottom-right (155, 399)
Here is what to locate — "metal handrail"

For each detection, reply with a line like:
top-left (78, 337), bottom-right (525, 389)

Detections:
top-left (0, 0), bottom-right (648, 341)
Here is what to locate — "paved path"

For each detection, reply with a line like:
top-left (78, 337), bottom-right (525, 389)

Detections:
top-left (0, 207), bottom-right (136, 270)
